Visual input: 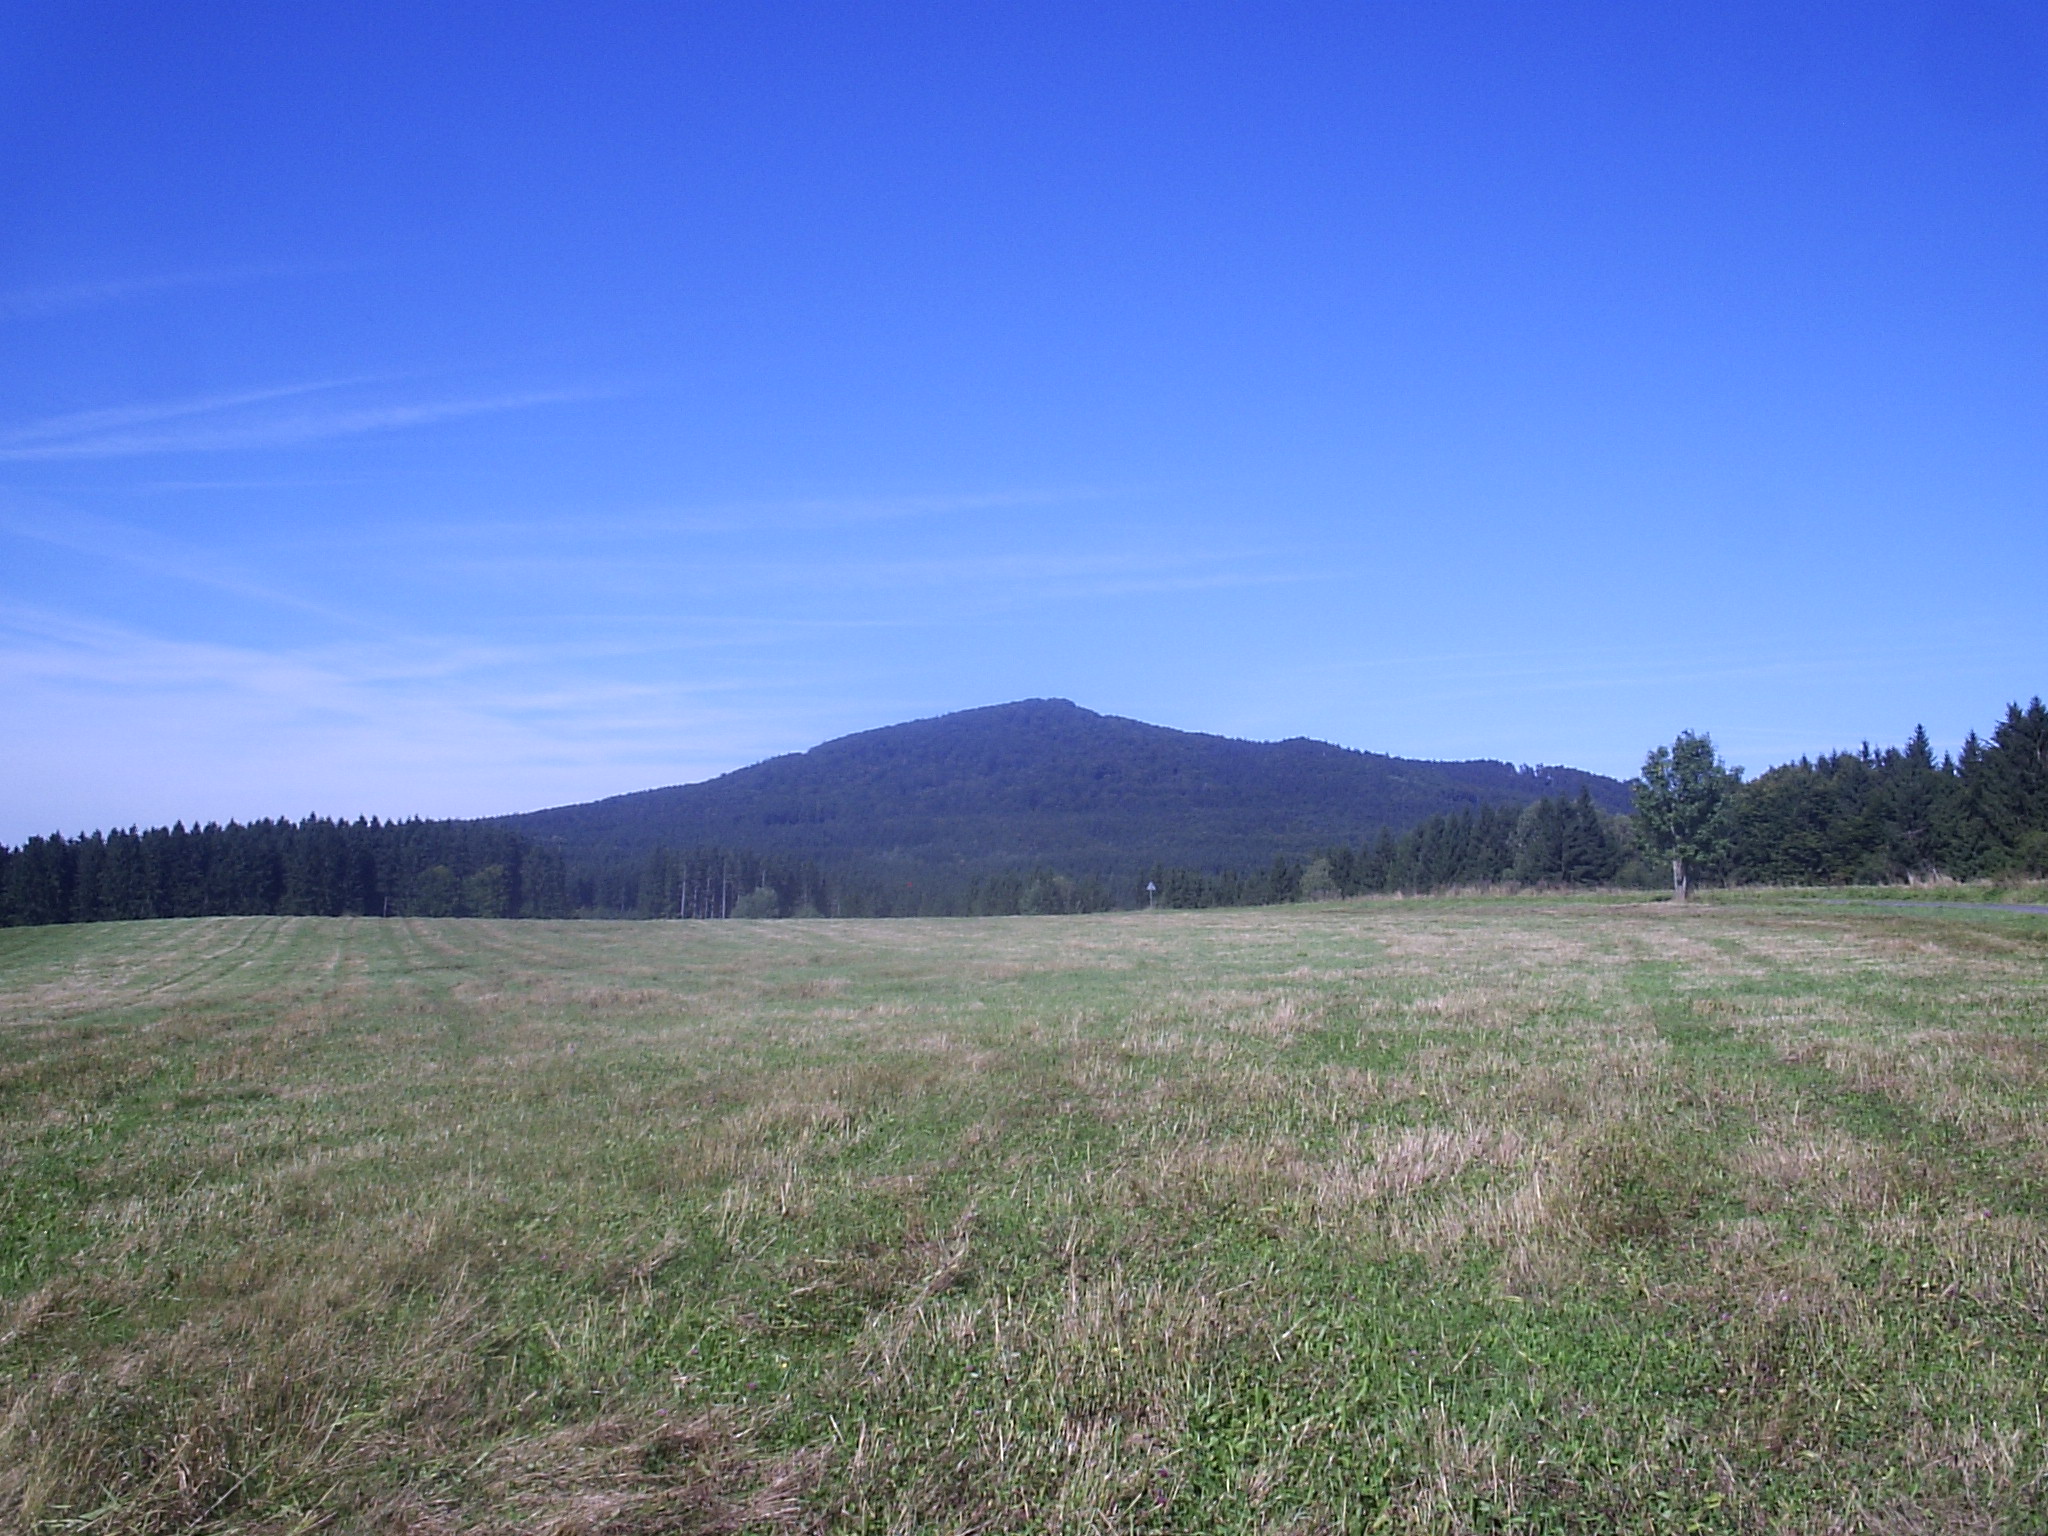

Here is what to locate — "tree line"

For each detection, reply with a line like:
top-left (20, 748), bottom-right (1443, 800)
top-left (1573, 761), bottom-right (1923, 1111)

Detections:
top-left (1148, 696), bottom-right (2048, 906)
top-left (1727, 700), bottom-right (2047, 884)
top-left (607, 847), bottom-right (841, 919)
top-left (567, 846), bottom-right (956, 918)
top-left (1143, 790), bottom-right (1635, 908)
top-left (0, 817), bottom-right (569, 927)
top-left (571, 847), bottom-right (1120, 919)
top-left (1632, 699), bottom-right (2048, 897)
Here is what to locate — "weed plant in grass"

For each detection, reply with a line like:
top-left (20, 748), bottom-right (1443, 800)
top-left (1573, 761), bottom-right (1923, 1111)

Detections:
top-left (3, 900), bottom-right (2047, 1532)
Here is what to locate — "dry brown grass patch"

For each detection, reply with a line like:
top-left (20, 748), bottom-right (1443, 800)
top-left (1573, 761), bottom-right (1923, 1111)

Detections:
top-left (475, 1412), bottom-right (824, 1536)
top-left (1734, 1128), bottom-right (1899, 1215)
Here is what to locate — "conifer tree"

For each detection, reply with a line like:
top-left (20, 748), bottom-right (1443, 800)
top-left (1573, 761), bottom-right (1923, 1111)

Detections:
top-left (1977, 698), bottom-right (2048, 873)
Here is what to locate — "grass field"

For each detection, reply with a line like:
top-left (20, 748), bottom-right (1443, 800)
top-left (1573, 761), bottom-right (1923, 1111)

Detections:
top-left (1718, 882), bottom-right (2048, 909)
top-left (3, 899), bottom-right (2047, 1534)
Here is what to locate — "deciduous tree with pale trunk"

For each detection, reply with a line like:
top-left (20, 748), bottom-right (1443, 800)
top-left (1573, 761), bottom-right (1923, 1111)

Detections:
top-left (1631, 732), bottom-right (1740, 901)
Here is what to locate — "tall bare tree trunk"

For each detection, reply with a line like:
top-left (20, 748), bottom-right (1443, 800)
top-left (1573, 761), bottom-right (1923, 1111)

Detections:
top-left (1672, 857), bottom-right (1690, 903)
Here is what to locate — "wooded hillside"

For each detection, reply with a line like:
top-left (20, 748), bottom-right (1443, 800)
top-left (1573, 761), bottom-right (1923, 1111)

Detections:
top-left (500, 698), bottom-right (1629, 906)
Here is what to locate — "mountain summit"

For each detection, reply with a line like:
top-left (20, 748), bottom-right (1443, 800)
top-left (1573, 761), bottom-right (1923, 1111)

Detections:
top-left (501, 699), bottom-right (1628, 883)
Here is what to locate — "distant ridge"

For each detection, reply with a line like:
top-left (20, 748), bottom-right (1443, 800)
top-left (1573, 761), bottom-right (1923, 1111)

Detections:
top-left (499, 699), bottom-right (1629, 884)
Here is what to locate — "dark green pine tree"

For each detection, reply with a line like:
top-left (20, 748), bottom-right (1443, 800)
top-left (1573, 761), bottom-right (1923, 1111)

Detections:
top-left (1559, 789), bottom-right (1619, 884)
top-left (6, 835), bottom-right (76, 927)
top-left (100, 830), bottom-right (151, 919)
top-left (1879, 725), bottom-right (1951, 880)
top-left (70, 833), bottom-right (106, 922)
top-left (1947, 733), bottom-right (2000, 877)
top-left (1475, 804), bottom-right (1519, 882)
top-left (1363, 829), bottom-right (1395, 893)
top-left (1975, 698), bottom-right (2048, 873)
top-left (1512, 798), bottom-right (1564, 884)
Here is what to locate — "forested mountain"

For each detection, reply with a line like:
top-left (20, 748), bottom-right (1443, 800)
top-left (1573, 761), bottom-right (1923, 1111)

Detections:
top-left (500, 698), bottom-right (1630, 909)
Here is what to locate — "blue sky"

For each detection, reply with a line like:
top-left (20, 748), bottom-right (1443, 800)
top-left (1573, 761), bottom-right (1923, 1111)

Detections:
top-left (3, 1), bottom-right (2044, 841)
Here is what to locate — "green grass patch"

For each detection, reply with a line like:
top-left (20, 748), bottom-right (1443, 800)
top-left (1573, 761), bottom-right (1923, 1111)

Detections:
top-left (3, 902), bottom-right (2047, 1531)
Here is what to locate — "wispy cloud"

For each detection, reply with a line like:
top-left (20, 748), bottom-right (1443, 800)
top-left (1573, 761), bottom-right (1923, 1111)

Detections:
top-left (0, 499), bottom-right (374, 628)
top-left (431, 543), bottom-right (1318, 616)
top-left (342, 486), bottom-right (1123, 547)
top-left (1317, 635), bottom-right (2013, 698)
top-left (0, 380), bottom-right (601, 461)
top-left (0, 602), bottom-right (808, 837)
top-left (6, 492), bottom-right (1269, 655)
top-left (637, 487), bottom-right (1119, 535)
top-left (0, 263), bottom-right (352, 322)
top-left (0, 381), bottom-right (371, 449)
top-left (138, 478), bottom-right (366, 493)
